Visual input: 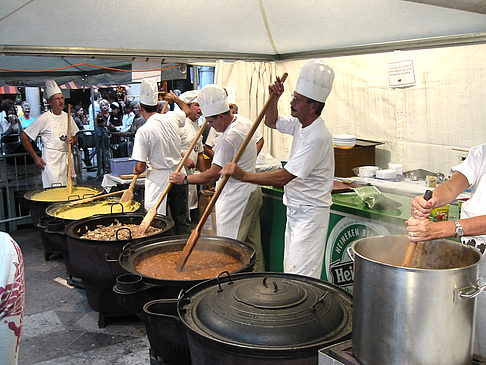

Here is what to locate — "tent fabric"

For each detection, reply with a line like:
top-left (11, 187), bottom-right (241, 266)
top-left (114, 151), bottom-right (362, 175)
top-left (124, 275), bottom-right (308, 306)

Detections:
top-left (215, 44), bottom-right (486, 176)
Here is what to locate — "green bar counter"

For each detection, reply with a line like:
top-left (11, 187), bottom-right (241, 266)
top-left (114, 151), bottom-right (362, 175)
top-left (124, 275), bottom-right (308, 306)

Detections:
top-left (260, 186), bottom-right (459, 294)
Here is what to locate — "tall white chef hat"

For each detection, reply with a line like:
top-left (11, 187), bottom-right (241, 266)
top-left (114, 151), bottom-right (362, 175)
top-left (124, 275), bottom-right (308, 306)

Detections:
top-left (139, 78), bottom-right (158, 106)
top-left (179, 90), bottom-right (198, 104)
top-left (295, 59), bottom-right (335, 103)
top-left (45, 80), bottom-right (62, 99)
top-left (198, 84), bottom-right (229, 117)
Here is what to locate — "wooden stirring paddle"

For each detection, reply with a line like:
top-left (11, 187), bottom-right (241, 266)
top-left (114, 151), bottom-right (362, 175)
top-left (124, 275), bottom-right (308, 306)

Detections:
top-left (66, 104), bottom-right (74, 194)
top-left (119, 174), bottom-right (139, 203)
top-left (176, 73), bottom-right (289, 272)
top-left (402, 189), bottom-right (433, 267)
top-left (133, 119), bottom-right (209, 238)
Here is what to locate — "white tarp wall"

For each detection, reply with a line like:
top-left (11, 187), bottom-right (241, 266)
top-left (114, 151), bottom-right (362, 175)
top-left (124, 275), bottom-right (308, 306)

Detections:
top-left (216, 43), bottom-right (486, 176)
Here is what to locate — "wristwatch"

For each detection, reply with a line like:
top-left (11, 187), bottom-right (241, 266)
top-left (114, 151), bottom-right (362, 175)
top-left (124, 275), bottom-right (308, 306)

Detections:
top-left (454, 220), bottom-right (464, 238)
top-left (183, 175), bottom-right (188, 185)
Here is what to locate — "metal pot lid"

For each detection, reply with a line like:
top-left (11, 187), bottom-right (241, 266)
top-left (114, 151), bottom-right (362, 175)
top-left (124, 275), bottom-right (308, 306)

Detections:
top-left (179, 272), bottom-right (352, 351)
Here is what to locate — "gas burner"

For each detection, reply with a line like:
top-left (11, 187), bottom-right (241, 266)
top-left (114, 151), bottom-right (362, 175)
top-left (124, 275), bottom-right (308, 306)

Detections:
top-left (319, 340), bottom-right (486, 365)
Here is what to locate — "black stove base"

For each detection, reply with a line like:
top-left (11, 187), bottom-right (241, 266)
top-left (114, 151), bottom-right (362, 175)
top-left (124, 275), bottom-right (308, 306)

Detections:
top-left (319, 340), bottom-right (486, 365)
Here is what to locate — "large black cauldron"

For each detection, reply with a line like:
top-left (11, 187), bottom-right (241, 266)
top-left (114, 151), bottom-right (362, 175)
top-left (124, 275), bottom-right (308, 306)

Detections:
top-left (24, 185), bottom-right (104, 226)
top-left (65, 213), bottom-right (174, 327)
top-left (114, 235), bottom-right (256, 364)
top-left (144, 272), bottom-right (353, 365)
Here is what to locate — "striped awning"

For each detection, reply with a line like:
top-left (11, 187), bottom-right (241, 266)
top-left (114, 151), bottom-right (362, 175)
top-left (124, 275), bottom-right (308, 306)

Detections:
top-left (0, 85), bottom-right (19, 94)
top-left (60, 81), bottom-right (85, 90)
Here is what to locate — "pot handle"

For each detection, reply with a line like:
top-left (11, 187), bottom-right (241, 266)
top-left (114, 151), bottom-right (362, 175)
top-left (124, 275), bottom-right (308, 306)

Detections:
top-left (455, 282), bottom-right (486, 301)
top-left (104, 253), bottom-right (119, 263)
top-left (121, 242), bottom-right (135, 254)
top-left (115, 227), bottom-right (132, 241)
top-left (347, 246), bottom-right (355, 262)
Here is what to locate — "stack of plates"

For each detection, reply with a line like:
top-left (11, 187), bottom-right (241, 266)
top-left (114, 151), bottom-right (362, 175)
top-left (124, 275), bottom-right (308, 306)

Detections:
top-left (333, 134), bottom-right (356, 149)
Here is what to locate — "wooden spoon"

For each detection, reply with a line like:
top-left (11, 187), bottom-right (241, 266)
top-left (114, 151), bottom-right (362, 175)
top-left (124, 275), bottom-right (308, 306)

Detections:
top-left (402, 189), bottom-right (433, 267)
top-left (133, 119), bottom-right (209, 238)
top-left (66, 104), bottom-right (73, 194)
top-left (176, 73), bottom-right (289, 272)
top-left (119, 174), bottom-right (139, 203)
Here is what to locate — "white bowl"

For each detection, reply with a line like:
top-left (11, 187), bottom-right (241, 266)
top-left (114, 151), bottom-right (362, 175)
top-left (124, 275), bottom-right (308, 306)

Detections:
top-left (358, 166), bottom-right (378, 177)
top-left (375, 169), bottom-right (397, 180)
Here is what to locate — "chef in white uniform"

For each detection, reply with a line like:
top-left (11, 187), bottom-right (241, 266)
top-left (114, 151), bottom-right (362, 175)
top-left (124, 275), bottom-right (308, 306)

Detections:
top-left (178, 90), bottom-right (207, 221)
top-left (221, 60), bottom-right (335, 278)
top-left (21, 80), bottom-right (79, 188)
top-left (131, 79), bottom-right (191, 232)
top-left (170, 85), bottom-right (265, 270)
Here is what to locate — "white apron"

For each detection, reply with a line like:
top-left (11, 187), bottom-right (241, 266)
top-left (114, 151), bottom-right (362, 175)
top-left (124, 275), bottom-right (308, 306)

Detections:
top-left (144, 168), bottom-right (171, 215)
top-left (284, 206), bottom-right (330, 278)
top-left (41, 148), bottom-right (70, 188)
top-left (215, 181), bottom-right (252, 239)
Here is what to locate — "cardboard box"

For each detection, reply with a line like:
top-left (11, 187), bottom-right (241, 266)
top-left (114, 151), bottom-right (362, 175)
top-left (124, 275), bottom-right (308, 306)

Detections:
top-left (110, 157), bottom-right (137, 176)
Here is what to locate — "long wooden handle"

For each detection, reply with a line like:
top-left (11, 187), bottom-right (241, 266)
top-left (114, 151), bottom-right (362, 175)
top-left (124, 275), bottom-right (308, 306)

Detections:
top-left (153, 119), bottom-right (208, 213)
top-left (133, 118), bottom-right (209, 238)
top-left (67, 104), bottom-right (73, 193)
top-left (177, 73), bottom-right (289, 271)
top-left (403, 189), bottom-right (433, 267)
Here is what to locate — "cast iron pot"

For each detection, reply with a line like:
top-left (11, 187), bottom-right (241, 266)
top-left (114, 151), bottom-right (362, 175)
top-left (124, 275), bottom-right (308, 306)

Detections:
top-left (143, 272), bottom-right (353, 365)
top-left (24, 185), bottom-right (104, 225)
top-left (350, 235), bottom-right (486, 365)
top-left (118, 235), bottom-right (256, 298)
top-left (114, 235), bottom-right (256, 364)
top-left (64, 213), bottom-right (174, 327)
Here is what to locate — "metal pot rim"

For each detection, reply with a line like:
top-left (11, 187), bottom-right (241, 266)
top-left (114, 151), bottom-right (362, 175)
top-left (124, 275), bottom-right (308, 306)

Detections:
top-left (24, 185), bottom-right (105, 202)
top-left (118, 235), bottom-right (256, 285)
top-left (351, 234), bottom-right (482, 271)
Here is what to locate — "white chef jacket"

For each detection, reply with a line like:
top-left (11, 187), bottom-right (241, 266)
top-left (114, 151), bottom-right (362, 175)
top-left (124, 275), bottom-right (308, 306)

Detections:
top-left (451, 143), bottom-right (486, 356)
top-left (276, 115), bottom-right (334, 278)
top-left (24, 111), bottom-right (79, 188)
top-left (131, 110), bottom-right (186, 215)
top-left (205, 118), bottom-right (263, 149)
top-left (180, 118), bottom-right (204, 210)
top-left (212, 116), bottom-right (257, 239)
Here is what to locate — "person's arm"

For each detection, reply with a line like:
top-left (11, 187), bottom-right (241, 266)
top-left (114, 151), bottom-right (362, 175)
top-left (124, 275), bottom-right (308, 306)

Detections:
top-left (406, 215), bottom-right (486, 243)
top-left (220, 162), bottom-right (295, 187)
top-left (411, 172), bottom-right (469, 219)
top-left (20, 131), bottom-right (45, 170)
top-left (170, 163), bottom-right (221, 185)
top-left (256, 137), bottom-right (264, 155)
top-left (264, 77), bottom-right (284, 129)
top-left (165, 91), bottom-right (191, 117)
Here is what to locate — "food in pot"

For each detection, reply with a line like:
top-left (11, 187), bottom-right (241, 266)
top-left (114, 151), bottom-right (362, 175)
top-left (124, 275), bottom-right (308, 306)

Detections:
top-left (135, 250), bottom-right (242, 280)
top-left (30, 186), bottom-right (101, 202)
top-left (80, 219), bottom-right (163, 240)
top-left (52, 199), bottom-right (140, 220)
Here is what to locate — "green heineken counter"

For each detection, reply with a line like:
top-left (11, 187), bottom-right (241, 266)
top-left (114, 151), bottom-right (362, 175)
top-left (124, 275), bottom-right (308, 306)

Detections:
top-left (260, 185), bottom-right (458, 294)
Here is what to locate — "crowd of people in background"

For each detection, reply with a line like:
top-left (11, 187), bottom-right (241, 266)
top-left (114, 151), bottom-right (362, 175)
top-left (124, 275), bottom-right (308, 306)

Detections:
top-left (0, 90), bottom-right (150, 173)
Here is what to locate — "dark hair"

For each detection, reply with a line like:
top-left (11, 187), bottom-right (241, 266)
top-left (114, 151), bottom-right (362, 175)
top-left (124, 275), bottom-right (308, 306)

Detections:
top-left (1, 99), bottom-right (15, 113)
top-left (306, 97), bottom-right (325, 115)
top-left (141, 103), bottom-right (157, 113)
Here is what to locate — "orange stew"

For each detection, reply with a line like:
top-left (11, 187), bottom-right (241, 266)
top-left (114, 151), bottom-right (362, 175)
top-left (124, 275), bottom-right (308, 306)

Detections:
top-left (135, 250), bottom-right (242, 280)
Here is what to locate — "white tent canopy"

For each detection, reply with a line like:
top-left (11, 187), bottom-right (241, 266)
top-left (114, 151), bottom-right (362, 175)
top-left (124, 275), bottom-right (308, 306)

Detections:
top-left (2, 0), bottom-right (486, 175)
top-left (1, 0), bottom-right (486, 84)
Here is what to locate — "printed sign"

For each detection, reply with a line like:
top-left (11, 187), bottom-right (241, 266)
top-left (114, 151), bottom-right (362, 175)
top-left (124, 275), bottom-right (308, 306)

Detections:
top-left (324, 217), bottom-right (390, 293)
top-left (388, 59), bottom-right (416, 88)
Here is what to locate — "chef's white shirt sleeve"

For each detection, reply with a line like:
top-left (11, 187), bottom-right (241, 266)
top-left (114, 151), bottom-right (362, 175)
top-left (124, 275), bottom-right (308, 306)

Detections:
top-left (451, 144), bottom-right (484, 187)
top-left (24, 113), bottom-right (46, 141)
